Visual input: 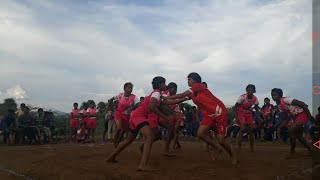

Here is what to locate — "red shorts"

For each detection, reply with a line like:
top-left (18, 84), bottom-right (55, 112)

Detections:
top-left (114, 111), bottom-right (130, 130)
top-left (82, 118), bottom-right (89, 127)
top-left (87, 118), bottom-right (97, 129)
top-left (287, 112), bottom-right (308, 126)
top-left (237, 111), bottom-right (254, 125)
top-left (70, 119), bottom-right (79, 128)
top-left (147, 113), bottom-right (160, 129)
top-left (201, 112), bottom-right (227, 135)
top-left (129, 116), bottom-right (150, 133)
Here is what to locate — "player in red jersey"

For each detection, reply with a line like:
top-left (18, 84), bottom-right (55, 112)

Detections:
top-left (170, 103), bottom-right (185, 151)
top-left (162, 72), bottom-right (237, 164)
top-left (70, 103), bottom-right (80, 142)
top-left (160, 82), bottom-right (180, 155)
top-left (271, 88), bottom-right (314, 156)
top-left (109, 83), bottom-right (139, 148)
top-left (138, 83), bottom-right (179, 157)
top-left (106, 76), bottom-right (172, 171)
top-left (81, 103), bottom-right (89, 129)
top-left (87, 102), bottom-right (98, 142)
top-left (235, 84), bottom-right (259, 153)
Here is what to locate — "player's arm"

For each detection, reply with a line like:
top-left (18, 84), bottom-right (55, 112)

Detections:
top-left (291, 99), bottom-right (314, 121)
top-left (162, 96), bottom-right (189, 105)
top-left (234, 96), bottom-right (244, 117)
top-left (149, 98), bottom-right (170, 120)
top-left (162, 90), bottom-right (191, 100)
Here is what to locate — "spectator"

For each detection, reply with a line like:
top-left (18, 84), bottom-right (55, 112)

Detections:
top-left (103, 110), bottom-right (109, 141)
top-left (310, 106), bottom-right (320, 143)
top-left (191, 106), bottom-right (199, 137)
top-left (15, 103), bottom-right (26, 118)
top-left (77, 123), bottom-right (89, 143)
top-left (107, 105), bottom-right (116, 141)
top-left (2, 109), bottom-right (17, 144)
top-left (263, 114), bottom-right (274, 141)
top-left (185, 107), bottom-right (193, 138)
top-left (273, 106), bottom-right (287, 142)
top-left (226, 118), bottom-right (240, 139)
top-left (43, 112), bottom-right (55, 143)
top-left (253, 108), bottom-right (264, 141)
top-left (34, 108), bottom-right (45, 143)
top-left (17, 107), bottom-right (37, 144)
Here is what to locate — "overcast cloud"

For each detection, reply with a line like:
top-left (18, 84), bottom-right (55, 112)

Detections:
top-left (0, 0), bottom-right (312, 113)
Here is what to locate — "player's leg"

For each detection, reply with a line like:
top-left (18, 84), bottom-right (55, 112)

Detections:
top-left (106, 132), bottom-right (137, 162)
top-left (137, 125), bottom-right (156, 171)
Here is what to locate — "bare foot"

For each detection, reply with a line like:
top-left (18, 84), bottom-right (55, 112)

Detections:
top-left (172, 146), bottom-right (181, 152)
top-left (105, 158), bottom-right (118, 163)
top-left (209, 149), bottom-right (221, 161)
top-left (163, 152), bottom-right (176, 157)
top-left (231, 155), bottom-right (238, 165)
top-left (137, 166), bottom-right (156, 172)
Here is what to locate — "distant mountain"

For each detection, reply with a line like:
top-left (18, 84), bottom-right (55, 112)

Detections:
top-left (30, 108), bottom-right (68, 116)
top-left (53, 110), bottom-right (68, 116)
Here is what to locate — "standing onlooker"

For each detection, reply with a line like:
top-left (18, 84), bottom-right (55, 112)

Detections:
top-left (107, 105), bottom-right (116, 141)
top-left (274, 106), bottom-right (287, 142)
top-left (191, 106), bottom-right (199, 137)
top-left (310, 106), bottom-right (320, 143)
top-left (103, 109), bottom-right (109, 141)
top-left (263, 114), bottom-right (274, 141)
top-left (185, 107), bottom-right (193, 138)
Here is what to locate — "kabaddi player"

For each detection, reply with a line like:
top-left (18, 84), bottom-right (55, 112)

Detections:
top-left (235, 84), bottom-right (259, 153)
top-left (271, 88), bottom-right (314, 155)
top-left (109, 82), bottom-right (139, 148)
top-left (70, 103), bottom-right (80, 141)
top-left (106, 76), bottom-right (172, 171)
top-left (162, 72), bottom-right (237, 164)
top-left (87, 102), bottom-right (98, 142)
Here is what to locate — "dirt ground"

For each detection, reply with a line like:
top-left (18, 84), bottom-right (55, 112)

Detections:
top-left (0, 140), bottom-right (317, 180)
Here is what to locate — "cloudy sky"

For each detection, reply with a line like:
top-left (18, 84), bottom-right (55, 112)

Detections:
top-left (0, 0), bottom-right (313, 113)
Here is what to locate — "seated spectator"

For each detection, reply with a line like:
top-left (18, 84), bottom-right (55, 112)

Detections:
top-left (34, 108), bottom-right (45, 143)
top-left (77, 123), bottom-right (90, 143)
top-left (15, 103), bottom-right (26, 118)
top-left (43, 112), bottom-right (55, 143)
top-left (2, 109), bottom-right (17, 145)
top-left (17, 107), bottom-right (37, 144)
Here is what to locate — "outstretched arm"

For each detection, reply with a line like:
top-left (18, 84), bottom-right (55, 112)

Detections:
top-left (162, 97), bottom-right (189, 105)
top-left (163, 90), bottom-right (191, 100)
